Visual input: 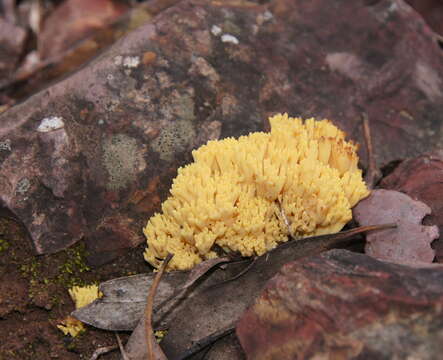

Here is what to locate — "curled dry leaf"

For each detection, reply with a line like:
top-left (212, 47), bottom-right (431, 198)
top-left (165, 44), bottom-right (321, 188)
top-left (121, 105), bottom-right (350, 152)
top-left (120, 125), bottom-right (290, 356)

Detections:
top-left (353, 189), bottom-right (439, 265)
top-left (381, 151), bottom-right (443, 262)
top-left (72, 271), bottom-right (188, 331)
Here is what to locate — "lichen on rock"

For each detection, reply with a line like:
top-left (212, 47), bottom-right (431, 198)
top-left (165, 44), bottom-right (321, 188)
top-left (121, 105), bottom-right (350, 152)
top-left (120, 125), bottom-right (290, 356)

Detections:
top-left (102, 134), bottom-right (145, 191)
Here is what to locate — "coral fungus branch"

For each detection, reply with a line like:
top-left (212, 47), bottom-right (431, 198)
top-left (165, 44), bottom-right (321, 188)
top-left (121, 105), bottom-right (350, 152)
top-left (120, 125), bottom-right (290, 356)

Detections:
top-left (144, 114), bottom-right (370, 271)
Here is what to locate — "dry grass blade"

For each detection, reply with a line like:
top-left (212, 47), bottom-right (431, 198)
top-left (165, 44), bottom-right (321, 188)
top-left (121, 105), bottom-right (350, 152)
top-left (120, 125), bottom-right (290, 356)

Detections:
top-left (89, 345), bottom-right (118, 360)
top-left (273, 223), bottom-right (397, 253)
top-left (362, 113), bottom-right (382, 189)
top-left (116, 333), bottom-right (130, 360)
top-left (145, 253), bottom-right (173, 360)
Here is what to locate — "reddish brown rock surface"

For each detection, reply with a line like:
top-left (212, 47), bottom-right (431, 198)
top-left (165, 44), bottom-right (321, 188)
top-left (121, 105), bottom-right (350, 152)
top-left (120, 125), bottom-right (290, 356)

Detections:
top-left (381, 151), bottom-right (443, 262)
top-left (237, 249), bottom-right (443, 360)
top-left (0, 0), bottom-right (442, 263)
top-left (407, 0), bottom-right (443, 36)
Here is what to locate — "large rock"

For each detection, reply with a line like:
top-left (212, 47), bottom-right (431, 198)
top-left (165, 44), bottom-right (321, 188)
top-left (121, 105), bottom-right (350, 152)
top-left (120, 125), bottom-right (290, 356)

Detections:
top-left (0, 0), bottom-right (442, 263)
top-left (237, 249), bottom-right (443, 360)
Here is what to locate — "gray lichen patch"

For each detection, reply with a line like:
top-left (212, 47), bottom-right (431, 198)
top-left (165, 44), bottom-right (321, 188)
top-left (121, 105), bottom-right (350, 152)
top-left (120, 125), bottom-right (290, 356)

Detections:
top-left (16, 178), bottom-right (30, 195)
top-left (151, 119), bottom-right (196, 162)
top-left (0, 139), bottom-right (11, 151)
top-left (102, 134), bottom-right (146, 191)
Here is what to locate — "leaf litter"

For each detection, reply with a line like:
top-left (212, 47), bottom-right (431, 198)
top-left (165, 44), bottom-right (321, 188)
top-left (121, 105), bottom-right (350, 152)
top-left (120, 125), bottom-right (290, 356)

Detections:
top-left (73, 224), bottom-right (394, 359)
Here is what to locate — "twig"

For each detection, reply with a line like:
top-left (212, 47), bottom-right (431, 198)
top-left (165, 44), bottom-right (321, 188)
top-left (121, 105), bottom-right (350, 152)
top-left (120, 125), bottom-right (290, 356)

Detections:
top-left (145, 253), bottom-right (173, 360)
top-left (116, 333), bottom-right (130, 360)
top-left (207, 257), bottom-right (258, 290)
top-left (362, 113), bottom-right (382, 189)
top-left (153, 257), bottom-right (243, 313)
top-left (177, 325), bottom-right (235, 360)
top-left (273, 223), bottom-right (397, 253)
top-left (277, 200), bottom-right (295, 238)
top-left (89, 345), bottom-right (118, 360)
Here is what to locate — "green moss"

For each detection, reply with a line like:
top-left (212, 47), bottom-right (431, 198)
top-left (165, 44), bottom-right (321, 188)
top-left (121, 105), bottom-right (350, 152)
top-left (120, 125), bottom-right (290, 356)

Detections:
top-left (55, 243), bottom-right (91, 287)
top-left (0, 238), bottom-right (10, 252)
top-left (20, 242), bottom-right (95, 301)
top-left (20, 258), bottom-right (40, 279)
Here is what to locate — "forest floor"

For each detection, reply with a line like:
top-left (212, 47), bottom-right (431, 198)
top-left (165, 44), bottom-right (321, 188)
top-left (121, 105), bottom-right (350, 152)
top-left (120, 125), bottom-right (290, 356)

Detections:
top-left (0, 216), bottom-right (150, 359)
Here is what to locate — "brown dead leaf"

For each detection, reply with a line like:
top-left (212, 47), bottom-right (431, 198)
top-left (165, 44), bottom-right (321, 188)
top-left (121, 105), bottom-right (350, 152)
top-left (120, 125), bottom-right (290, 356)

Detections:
top-left (38, 0), bottom-right (128, 61)
top-left (71, 226), bottom-right (392, 359)
top-left (353, 189), bottom-right (439, 265)
top-left (0, 18), bottom-right (27, 88)
top-left (381, 151), bottom-right (443, 262)
top-left (72, 271), bottom-right (188, 331)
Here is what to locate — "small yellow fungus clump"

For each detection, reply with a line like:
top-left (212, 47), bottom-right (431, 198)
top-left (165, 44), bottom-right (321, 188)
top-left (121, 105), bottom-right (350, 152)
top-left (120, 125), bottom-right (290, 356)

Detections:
top-left (57, 316), bottom-right (86, 337)
top-left (68, 285), bottom-right (102, 309)
top-left (144, 114), bottom-right (369, 270)
top-left (57, 285), bottom-right (102, 337)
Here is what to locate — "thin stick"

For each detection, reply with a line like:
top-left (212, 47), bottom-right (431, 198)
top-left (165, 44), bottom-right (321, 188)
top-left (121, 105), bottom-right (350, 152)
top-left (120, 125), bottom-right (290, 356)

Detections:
top-left (115, 333), bottom-right (130, 360)
top-left (273, 223), bottom-right (396, 253)
top-left (177, 325), bottom-right (235, 360)
top-left (277, 200), bottom-right (295, 238)
top-left (207, 257), bottom-right (258, 290)
top-left (362, 113), bottom-right (381, 189)
top-left (153, 257), bottom-right (245, 314)
top-left (145, 253), bottom-right (173, 360)
top-left (89, 345), bottom-right (118, 360)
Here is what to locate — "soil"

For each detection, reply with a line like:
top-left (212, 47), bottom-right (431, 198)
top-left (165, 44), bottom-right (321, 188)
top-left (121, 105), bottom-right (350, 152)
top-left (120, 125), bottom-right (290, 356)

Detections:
top-left (0, 216), bottom-right (151, 359)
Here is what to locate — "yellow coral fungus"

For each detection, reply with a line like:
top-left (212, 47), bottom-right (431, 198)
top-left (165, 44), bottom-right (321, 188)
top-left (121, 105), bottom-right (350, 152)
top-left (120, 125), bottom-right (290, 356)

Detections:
top-left (57, 285), bottom-right (102, 337)
top-left (68, 285), bottom-right (102, 309)
top-left (144, 114), bottom-right (369, 270)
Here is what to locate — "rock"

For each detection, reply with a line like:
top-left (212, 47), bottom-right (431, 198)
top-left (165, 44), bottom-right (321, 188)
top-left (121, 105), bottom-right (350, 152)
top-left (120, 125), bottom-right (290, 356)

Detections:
top-left (381, 150), bottom-right (443, 262)
top-left (0, 0), bottom-right (442, 263)
top-left (0, 18), bottom-right (26, 88)
top-left (406, 0), bottom-right (443, 36)
top-left (237, 249), bottom-right (443, 360)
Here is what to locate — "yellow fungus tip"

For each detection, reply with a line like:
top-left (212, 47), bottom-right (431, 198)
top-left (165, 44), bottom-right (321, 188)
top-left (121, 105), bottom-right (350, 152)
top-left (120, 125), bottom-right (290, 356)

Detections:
top-left (144, 114), bottom-right (369, 270)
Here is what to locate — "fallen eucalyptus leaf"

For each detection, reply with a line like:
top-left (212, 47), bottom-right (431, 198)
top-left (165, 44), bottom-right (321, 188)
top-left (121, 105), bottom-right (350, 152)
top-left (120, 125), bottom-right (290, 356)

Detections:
top-left (73, 225), bottom-right (392, 358)
top-left (74, 226), bottom-right (388, 334)
top-left (353, 189), bottom-right (439, 265)
top-left (73, 271), bottom-right (187, 331)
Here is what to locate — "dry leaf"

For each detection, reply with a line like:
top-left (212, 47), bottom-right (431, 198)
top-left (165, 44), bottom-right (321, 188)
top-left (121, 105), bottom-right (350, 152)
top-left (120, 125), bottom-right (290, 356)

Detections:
top-left (73, 226), bottom-right (391, 359)
top-left (381, 151), bottom-right (443, 262)
top-left (353, 189), bottom-right (439, 265)
top-left (38, 0), bottom-right (128, 60)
